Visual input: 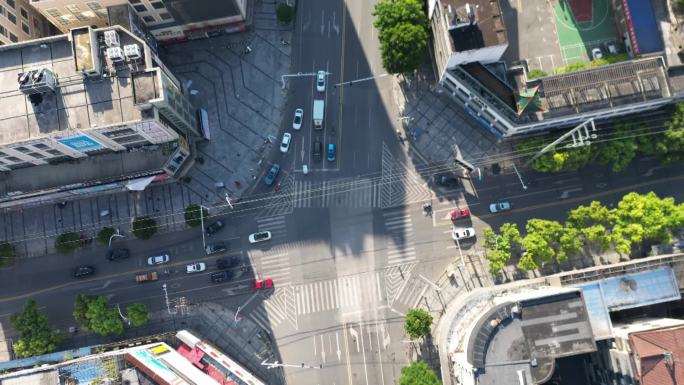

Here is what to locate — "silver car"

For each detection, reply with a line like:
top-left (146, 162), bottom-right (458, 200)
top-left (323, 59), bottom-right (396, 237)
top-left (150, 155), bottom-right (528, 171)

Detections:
top-left (147, 254), bottom-right (170, 265)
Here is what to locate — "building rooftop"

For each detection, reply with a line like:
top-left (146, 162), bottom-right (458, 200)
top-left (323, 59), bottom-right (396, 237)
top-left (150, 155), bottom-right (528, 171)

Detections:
top-left (0, 26), bottom-right (158, 147)
top-left (440, 0), bottom-right (507, 52)
top-left (630, 325), bottom-right (684, 385)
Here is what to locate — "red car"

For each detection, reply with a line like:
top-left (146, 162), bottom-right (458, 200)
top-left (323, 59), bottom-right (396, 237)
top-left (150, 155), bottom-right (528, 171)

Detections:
top-left (255, 278), bottom-right (273, 289)
top-left (450, 207), bottom-right (470, 221)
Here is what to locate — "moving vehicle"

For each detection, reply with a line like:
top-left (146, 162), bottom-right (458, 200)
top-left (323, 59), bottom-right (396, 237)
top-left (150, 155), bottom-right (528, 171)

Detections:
top-left (205, 242), bottom-right (227, 255)
top-left (313, 99), bottom-right (324, 129)
top-left (107, 248), bottom-right (130, 261)
top-left (73, 265), bottom-right (95, 278)
top-left (313, 140), bottom-right (322, 160)
top-left (452, 227), bottom-right (476, 241)
top-left (205, 220), bottom-right (225, 235)
top-left (135, 271), bottom-right (158, 283)
top-left (316, 70), bottom-right (326, 92)
top-left (292, 108), bottom-right (303, 130)
top-left (186, 262), bottom-right (207, 274)
top-left (451, 207), bottom-right (470, 220)
top-left (327, 143), bottom-right (336, 161)
top-left (263, 164), bottom-right (280, 185)
top-left (302, 164), bottom-right (309, 175)
top-left (147, 254), bottom-right (170, 265)
top-left (216, 256), bottom-right (239, 269)
top-left (249, 231), bottom-right (272, 243)
top-left (280, 133), bottom-right (292, 153)
top-left (489, 201), bottom-right (512, 213)
top-left (255, 278), bottom-right (273, 289)
top-left (211, 271), bottom-right (233, 283)
top-left (436, 174), bottom-right (459, 187)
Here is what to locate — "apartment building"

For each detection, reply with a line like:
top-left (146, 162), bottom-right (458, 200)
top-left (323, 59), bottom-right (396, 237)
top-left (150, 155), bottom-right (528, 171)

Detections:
top-left (0, 0), bottom-right (53, 45)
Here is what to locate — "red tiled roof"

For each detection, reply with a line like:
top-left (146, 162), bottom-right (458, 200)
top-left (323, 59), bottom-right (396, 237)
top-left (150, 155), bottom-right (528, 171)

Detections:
top-left (629, 326), bottom-right (684, 385)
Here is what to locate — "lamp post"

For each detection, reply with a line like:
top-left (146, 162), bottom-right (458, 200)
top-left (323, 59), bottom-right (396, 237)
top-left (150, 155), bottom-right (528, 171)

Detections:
top-left (261, 360), bottom-right (321, 370)
top-left (108, 228), bottom-right (124, 247)
top-left (116, 303), bottom-right (131, 326)
top-left (199, 205), bottom-right (209, 249)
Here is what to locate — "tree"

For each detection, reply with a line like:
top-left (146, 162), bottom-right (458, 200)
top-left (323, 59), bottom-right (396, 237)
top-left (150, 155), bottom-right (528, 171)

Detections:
top-left (10, 299), bottom-right (62, 358)
top-left (483, 224), bottom-right (522, 273)
top-left (126, 303), bottom-right (148, 327)
top-left (276, 3), bottom-right (294, 24)
top-left (96, 227), bottom-right (116, 245)
top-left (404, 308), bottom-right (432, 339)
top-left (612, 192), bottom-right (682, 250)
top-left (373, 0), bottom-right (428, 74)
top-left (557, 227), bottom-right (583, 262)
top-left (567, 201), bottom-right (615, 229)
top-left (517, 252), bottom-right (538, 271)
top-left (74, 294), bottom-right (97, 331)
top-left (184, 204), bottom-right (208, 228)
top-left (593, 122), bottom-right (639, 172)
top-left (657, 102), bottom-right (684, 164)
top-left (84, 296), bottom-right (124, 336)
top-left (132, 216), bottom-right (157, 240)
top-left (0, 241), bottom-right (16, 267)
top-left (399, 361), bottom-right (442, 385)
top-left (55, 232), bottom-right (81, 254)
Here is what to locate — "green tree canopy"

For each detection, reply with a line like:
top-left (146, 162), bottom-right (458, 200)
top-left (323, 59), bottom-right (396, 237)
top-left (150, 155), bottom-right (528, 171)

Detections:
top-left (96, 227), bottom-right (116, 245)
top-left (372, 0), bottom-right (426, 31)
top-left (404, 308), bottom-right (432, 339)
top-left (373, 0), bottom-right (428, 74)
top-left (73, 294), bottom-right (96, 330)
top-left (74, 295), bottom-right (123, 336)
top-left (55, 232), bottom-right (81, 254)
top-left (184, 204), bottom-right (208, 228)
top-left (658, 102), bottom-right (684, 163)
top-left (126, 303), bottom-right (148, 327)
top-left (132, 216), bottom-right (157, 240)
top-left (593, 122), bottom-right (639, 172)
top-left (399, 361), bottom-right (442, 385)
top-left (483, 224), bottom-right (522, 273)
top-left (0, 241), bottom-right (16, 267)
top-left (10, 299), bottom-right (62, 358)
top-left (275, 3), bottom-right (294, 24)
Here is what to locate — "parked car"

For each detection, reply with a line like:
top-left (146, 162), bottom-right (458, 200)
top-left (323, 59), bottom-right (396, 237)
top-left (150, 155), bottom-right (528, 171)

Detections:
top-left (452, 227), bottom-right (476, 241)
top-left (216, 256), bottom-right (240, 270)
top-left (316, 70), bottom-right (326, 92)
top-left (255, 278), bottom-right (274, 289)
top-left (293, 108), bottom-right (303, 130)
top-left (205, 220), bottom-right (224, 235)
top-left (313, 141), bottom-right (322, 160)
top-left (436, 174), bottom-right (459, 187)
top-left (135, 271), bottom-right (158, 283)
top-left (107, 248), bottom-right (130, 261)
top-left (450, 207), bottom-right (470, 221)
top-left (186, 262), bottom-right (207, 274)
top-left (327, 143), bottom-right (336, 161)
top-left (591, 47), bottom-right (603, 60)
top-left (263, 164), bottom-right (281, 185)
top-left (147, 254), bottom-right (170, 265)
top-left (280, 133), bottom-right (292, 153)
top-left (489, 201), bottom-right (512, 213)
top-left (73, 265), bottom-right (95, 278)
top-left (205, 242), bottom-right (227, 255)
top-left (211, 270), bottom-right (233, 283)
top-left (249, 231), bottom-right (272, 243)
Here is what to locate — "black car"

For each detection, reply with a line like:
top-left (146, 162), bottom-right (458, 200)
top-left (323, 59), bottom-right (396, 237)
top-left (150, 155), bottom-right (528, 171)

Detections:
top-left (73, 265), bottom-right (95, 278)
top-left (436, 174), bottom-right (459, 187)
top-left (206, 242), bottom-right (227, 255)
top-left (313, 140), bottom-right (322, 160)
top-left (205, 220), bottom-right (224, 235)
top-left (216, 256), bottom-right (240, 270)
top-left (210, 270), bottom-right (233, 283)
top-left (107, 248), bottom-right (130, 261)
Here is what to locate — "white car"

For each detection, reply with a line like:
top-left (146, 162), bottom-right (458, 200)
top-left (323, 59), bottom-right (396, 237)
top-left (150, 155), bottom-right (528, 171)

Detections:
top-left (316, 70), bottom-right (326, 92)
top-left (280, 133), bottom-right (292, 153)
top-left (489, 201), bottom-right (512, 213)
top-left (293, 108), bottom-right (303, 130)
top-left (452, 227), bottom-right (476, 241)
top-left (249, 231), bottom-right (272, 243)
top-left (591, 47), bottom-right (603, 60)
top-left (147, 254), bottom-right (169, 265)
top-left (186, 262), bottom-right (206, 274)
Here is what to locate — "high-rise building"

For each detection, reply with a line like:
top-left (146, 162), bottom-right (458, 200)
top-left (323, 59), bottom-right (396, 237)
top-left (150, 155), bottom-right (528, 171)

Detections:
top-left (29, 0), bottom-right (248, 43)
top-left (0, 0), bottom-right (53, 45)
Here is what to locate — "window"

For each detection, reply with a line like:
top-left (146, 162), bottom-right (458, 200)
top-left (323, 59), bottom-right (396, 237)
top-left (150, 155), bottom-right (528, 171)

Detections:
top-left (0, 5), bottom-right (4, 16)
top-left (128, 0), bottom-right (141, 3)
top-left (151, 1), bottom-right (165, 9)
top-left (0, 25), bottom-right (5, 36)
top-left (19, 7), bottom-right (26, 18)
top-left (86, 2), bottom-right (107, 18)
top-left (6, 0), bottom-right (14, 9)
top-left (6, 156), bottom-right (20, 162)
top-left (7, 11), bottom-right (16, 24)
top-left (46, 149), bottom-right (62, 156)
top-left (159, 12), bottom-right (172, 20)
top-left (33, 143), bottom-right (49, 150)
top-left (14, 147), bottom-right (30, 153)
top-left (21, 22), bottom-right (28, 34)
top-left (9, 32), bottom-right (17, 42)
top-left (133, 4), bottom-right (147, 12)
top-left (142, 15), bottom-right (155, 23)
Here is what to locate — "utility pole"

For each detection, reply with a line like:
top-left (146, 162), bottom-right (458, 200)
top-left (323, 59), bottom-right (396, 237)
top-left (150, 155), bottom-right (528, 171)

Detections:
top-left (333, 73), bottom-right (389, 88)
top-left (116, 304), bottom-right (131, 326)
top-left (512, 163), bottom-right (528, 190)
top-left (199, 205), bottom-right (209, 249)
top-left (261, 360), bottom-right (321, 370)
top-left (453, 144), bottom-right (478, 197)
top-left (526, 119), bottom-right (596, 165)
top-left (162, 284), bottom-right (176, 315)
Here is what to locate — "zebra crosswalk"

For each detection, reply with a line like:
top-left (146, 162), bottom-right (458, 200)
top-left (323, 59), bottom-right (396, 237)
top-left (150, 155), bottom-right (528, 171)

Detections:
top-left (380, 142), bottom-right (432, 208)
top-left (295, 272), bottom-right (384, 315)
top-left (256, 215), bottom-right (287, 240)
top-left (383, 210), bottom-right (417, 266)
top-left (391, 275), bottom-right (431, 311)
top-left (248, 286), bottom-right (298, 331)
top-left (292, 179), bottom-right (381, 208)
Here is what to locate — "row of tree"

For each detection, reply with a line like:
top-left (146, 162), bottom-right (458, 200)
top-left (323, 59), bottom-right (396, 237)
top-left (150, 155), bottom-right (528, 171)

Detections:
top-left (519, 103), bottom-right (684, 174)
top-left (484, 191), bottom-right (684, 273)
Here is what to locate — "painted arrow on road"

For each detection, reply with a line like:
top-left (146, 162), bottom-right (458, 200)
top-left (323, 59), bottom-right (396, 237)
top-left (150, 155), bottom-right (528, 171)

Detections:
top-left (336, 332), bottom-right (341, 361)
top-left (560, 187), bottom-right (583, 199)
top-left (301, 137), bottom-right (305, 163)
top-left (349, 325), bottom-right (360, 352)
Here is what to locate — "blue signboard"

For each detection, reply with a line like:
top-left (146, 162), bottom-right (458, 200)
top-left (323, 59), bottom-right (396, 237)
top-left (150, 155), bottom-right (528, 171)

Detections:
top-left (58, 135), bottom-right (104, 152)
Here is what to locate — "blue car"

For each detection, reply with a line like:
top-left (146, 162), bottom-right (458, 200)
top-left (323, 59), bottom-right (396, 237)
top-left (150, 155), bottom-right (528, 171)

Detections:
top-left (327, 143), bottom-right (336, 162)
top-left (263, 164), bottom-right (280, 185)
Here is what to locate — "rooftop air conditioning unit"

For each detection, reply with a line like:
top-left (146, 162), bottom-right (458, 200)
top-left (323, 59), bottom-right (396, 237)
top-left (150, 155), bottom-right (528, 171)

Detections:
top-left (104, 30), bottom-right (120, 47)
top-left (18, 68), bottom-right (57, 95)
top-left (123, 44), bottom-right (142, 60)
top-left (107, 47), bottom-right (125, 62)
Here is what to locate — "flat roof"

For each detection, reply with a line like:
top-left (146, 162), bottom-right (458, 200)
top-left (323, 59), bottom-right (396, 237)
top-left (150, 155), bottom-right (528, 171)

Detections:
top-left (0, 28), bottom-right (156, 146)
top-left (626, 0), bottom-right (664, 54)
top-left (441, 0), bottom-right (507, 52)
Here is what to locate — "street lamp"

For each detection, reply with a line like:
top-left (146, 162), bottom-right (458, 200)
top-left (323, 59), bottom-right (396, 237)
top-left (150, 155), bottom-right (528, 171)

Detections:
top-left (116, 303), bottom-right (131, 326)
top-left (162, 283), bottom-right (176, 315)
top-left (512, 164), bottom-right (528, 190)
top-left (108, 228), bottom-right (124, 247)
top-left (333, 73), bottom-right (389, 88)
top-left (199, 205), bottom-right (209, 249)
top-left (261, 360), bottom-right (321, 370)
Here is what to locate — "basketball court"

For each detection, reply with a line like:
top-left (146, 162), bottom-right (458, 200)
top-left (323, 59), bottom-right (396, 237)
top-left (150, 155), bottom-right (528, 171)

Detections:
top-left (553, 0), bottom-right (619, 65)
